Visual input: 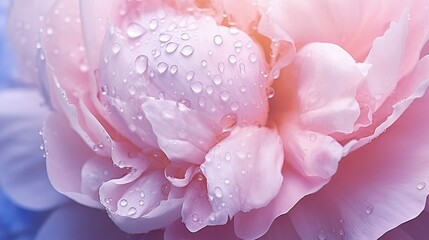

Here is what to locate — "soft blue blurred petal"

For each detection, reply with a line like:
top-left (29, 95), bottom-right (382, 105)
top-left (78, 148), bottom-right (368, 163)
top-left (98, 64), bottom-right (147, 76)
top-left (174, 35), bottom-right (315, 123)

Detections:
top-left (0, 0), bottom-right (16, 89)
top-left (0, 187), bottom-right (49, 240)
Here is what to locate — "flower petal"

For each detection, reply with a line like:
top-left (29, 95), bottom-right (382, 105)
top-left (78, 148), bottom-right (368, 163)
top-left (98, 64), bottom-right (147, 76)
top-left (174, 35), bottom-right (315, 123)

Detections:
top-left (0, 89), bottom-right (67, 210)
top-left (142, 99), bottom-right (220, 164)
top-left (287, 87), bottom-right (429, 240)
top-left (165, 220), bottom-right (238, 240)
top-left (294, 43), bottom-right (365, 135)
top-left (44, 113), bottom-right (102, 208)
top-left (100, 169), bottom-right (183, 233)
top-left (201, 126), bottom-right (284, 223)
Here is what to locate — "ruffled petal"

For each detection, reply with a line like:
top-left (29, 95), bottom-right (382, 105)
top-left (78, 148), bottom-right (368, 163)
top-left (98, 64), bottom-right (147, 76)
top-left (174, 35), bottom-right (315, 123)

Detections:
top-left (142, 99), bottom-right (220, 164)
top-left (0, 89), bottom-right (67, 210)
top-left (165, 220), bottom-right (238, 240)
top-left (287, 88), bottom-right (429, 240)
top-left (294, 43), bottom-right (365, 135)
top-left (44, 113), bottom-right (104, 208)
top-left (100, 169), bottom-right (183, 233)
top-left (98, 8), bottom-right (270, 150)
top-left (201, 126), bottom-right (283, 223)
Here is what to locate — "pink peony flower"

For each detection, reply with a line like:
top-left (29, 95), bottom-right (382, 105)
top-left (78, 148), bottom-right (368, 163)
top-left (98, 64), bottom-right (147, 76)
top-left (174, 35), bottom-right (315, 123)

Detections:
top-left (7, 0), bottom-right (429, 239)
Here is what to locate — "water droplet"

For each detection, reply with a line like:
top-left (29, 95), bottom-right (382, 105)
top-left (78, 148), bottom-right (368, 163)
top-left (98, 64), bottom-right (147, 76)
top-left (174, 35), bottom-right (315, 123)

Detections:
top-left (365, 205), bottom-right (374, 215)
top-left (214, 187), bottom-right (223, 198)
top-left (220, 113), bottom-right (237, 129)
top-left (192, 214), bottom-right (199, 222)
top-left (152, 50), bottom-right (161, 58)
top-left (139, 200), bottom-right (145, 206)
top-left (177, 98), bottom-right (192, 110)
top-left (266, 87), bottom-right (275, 99)
top-left (186, 71), bottom-right (195, 81)
top-left (159, 33), bottom-right (172, 42)
top-left (418, 182), bottom-right (426, 190)
top-left (213, 35), bottom-right (223, 45)
top-left (101, 85), bottom-right (109, 95)
top-left (317, 230), bottom-right (328, 240)
top-left (127, 22), bottom-right (146, 38)
top-left (148, 19), bottom-right (158, 30)
top-left (201, 60), bottom-right (207, 67)
top-left (157, 62), bottom-right (168, 73)
top-left (111, 43), bottom-right (121, 55)
top-left (218, 62), bottom-right (225, 73)
top-left (229, 27), bottom-right (239, 35)
top-left (181, 33), bottom-right (190, 40)
top-left (197, 174), bottom-right (204, 181)
top-left (135, 55), bottom-right (148, 74)
top-left (225, 152), bottom-right (231, 161)
top-left (161, 42), bottom-right (177, 55)
top-left (230, 102), bottom-right (239, 111)
top-left (46, 27), bottom-right (54, 35)
top-left (161, 183), bottom-right (171, 195)
top-left (140, 191), bottom-right (145, 198)
top-left (181, 45), bottom-right (194, 57)
top-left (209, 213), bottom-right (216, 222)
top-left (128, 85), bottom-right (137, 95)
top-left (120, 199), bottom-right (128, 207)
top-left (128, 207), bottom-right (137, 216)
top-left (272, 68), bottom-right (280, 80)
top-left (224, 178), bottom-right (231, 185)
top-left (239, 63), bottom-right (246, 76)
top-left (228, 55), bottom-right (237, 64)
top-left (310, 133), bottom-right (317, 142)
top-left (212, 74), bottom-right (223, 85)
top-left (191, 82), bottom-right (203, 94)
top-left (220, 91), bottom-right (230, 101)
top-left (248, 53), bottom-right (257, 63)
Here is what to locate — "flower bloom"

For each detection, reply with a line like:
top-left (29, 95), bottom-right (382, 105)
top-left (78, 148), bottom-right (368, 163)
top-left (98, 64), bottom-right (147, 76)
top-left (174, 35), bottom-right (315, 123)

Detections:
top-left (7, 0), bottom-right (429, 239)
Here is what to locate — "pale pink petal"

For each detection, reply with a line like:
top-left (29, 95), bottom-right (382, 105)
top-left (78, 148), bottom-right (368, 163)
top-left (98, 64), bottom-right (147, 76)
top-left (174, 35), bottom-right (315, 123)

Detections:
top-left (211, 0), bottom-right (260, 32)
top-left (287, 88), bottom-right (429, 239)
top-left (100, 169), bottom-right (183, 233)
top-left (259, 0), bottom-right (413, 61)
top-left (142, 99), bottom-right (220, 164)
top-left (343, 56), bottom-right (429, 153)
top-left (294, 43), bottom-right (365, 135)
top-left (181, 177), bottom-right (225, 232)
top-left (98, 9), bottom-right (270, 149)
top-left (7, 0), bottom-right (56, 85)
top-left (0, 89), bottom-right (68, 210)
top-left (44, 113), bottom-right (103, 208)
top-left (165, 220), bottom-right (238, 240)
top-left (201, 126), bottom-right (283, 223)
top-left (362, 12), bottom-right (408, 111)
top-left (35, 204), bottom-right (133, 240)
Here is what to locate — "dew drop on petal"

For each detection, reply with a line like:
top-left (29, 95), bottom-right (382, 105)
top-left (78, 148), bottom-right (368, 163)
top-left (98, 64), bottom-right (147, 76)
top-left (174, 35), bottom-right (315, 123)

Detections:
top-left (229, 27), bottom-right (239, 35)
top-left (128, 207), bottom-right (137, 216)
top-left (218, 62), bottom-right (225, 73)
top-left (220, 113), bottom-right (237, 129)
top-left (127, 22), bottom-right (146, 38)
top-left (191, 82), bottom-right (203, 94)
top-left (181, 33), bottom-right (190, 40)
top-left (266, 87), bottom-right (275, 99)
top-left (161, 183), bottom-right (171, 195)
top-left (365, 205), bottom-right (374, 215)
top-left (111, 43), bottom-right (121, 55)
top-left (220, 91), bottom-right (230, 101)
top-left (140, 191), bottom-right (145, 198)
top-left (128, 85), bottom-right (137, 95)
top-left (186, 71), bottom-right (195, 81)
top-left (213, 35), bottom-right (223, 45)
top-left (417, 182), bottom-right (426, 190)
top-left (165, 42), bottom-right (178, 53)
top-left (148, 19), bottom-right (158, 30)
top-left (214, 187), bottom-right (223, 198)
top-left (169, 65), bottom-right (178, 74)
top-left (192, 214), bottom-right (199, 222)
top-left (159, 33), bottom-right (172, 42)
top-left (212, 74), bottom-right (223, 85)
top-left (228, 55), bottom-right (237, 64)
top-left (135, 55), bottom-right (148, 74)
top-left (317, 230), bottom-right (328, 240)
top-left (224, 178), bottom-right (230, 185)
top-left (157, 62), bottom-right (168, 74)
top-left (119, 199), bottom-right (128, 207)
top-left (101, 85), bottom-right (109, 96)
top-left (248, 53), bottom-right (257, 63)
top-left (181, 45), bottom-right (194, 57)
